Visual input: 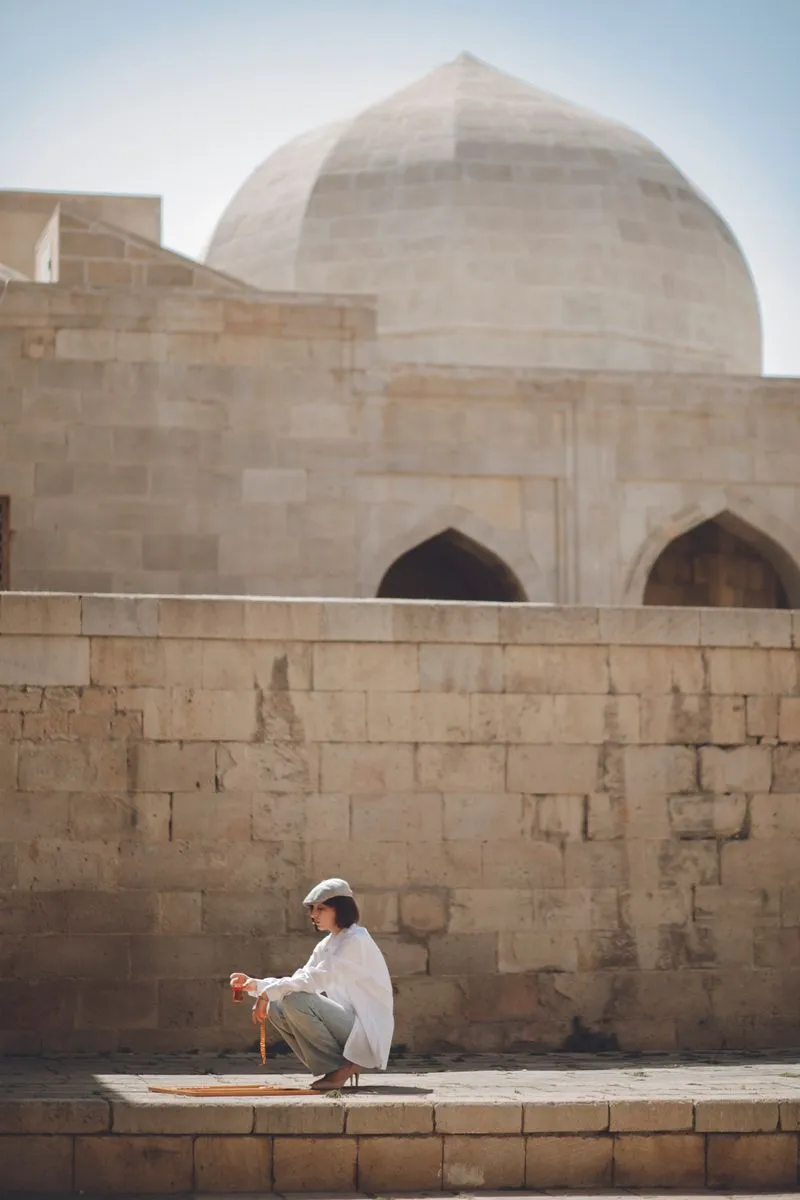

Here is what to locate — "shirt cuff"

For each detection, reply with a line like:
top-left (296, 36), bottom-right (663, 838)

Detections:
top-left (254, 978), bottom-right (279, 999)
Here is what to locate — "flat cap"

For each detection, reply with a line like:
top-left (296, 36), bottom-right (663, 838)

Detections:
top-left (303, 877), bottom-right (354, 905)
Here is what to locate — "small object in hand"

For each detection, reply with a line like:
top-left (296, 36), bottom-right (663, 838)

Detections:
top-left (232, 985), bottom-right (244, 1003)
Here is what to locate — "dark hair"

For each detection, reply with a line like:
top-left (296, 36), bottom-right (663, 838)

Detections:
top-left (324, 895), bottom-right (360, 929)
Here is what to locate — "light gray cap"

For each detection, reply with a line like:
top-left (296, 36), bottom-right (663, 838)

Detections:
top-left (303, 877), bottom-right (354, 905)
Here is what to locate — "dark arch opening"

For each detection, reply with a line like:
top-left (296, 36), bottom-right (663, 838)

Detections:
top-left (377, 529), bottom-right (527, 602)
top-left (644, 514), bottom-right (798, 608)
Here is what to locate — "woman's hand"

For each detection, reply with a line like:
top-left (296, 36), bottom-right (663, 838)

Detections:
top-left (230, 972), bottom-right (251, 991)
top-left (252, 995), bottom-right (269, 1026)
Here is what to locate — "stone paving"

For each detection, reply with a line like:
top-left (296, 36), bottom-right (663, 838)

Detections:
top-left (5, 1046), bottom-right (800, 1102)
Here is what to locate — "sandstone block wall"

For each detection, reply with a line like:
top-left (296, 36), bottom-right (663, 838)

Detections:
top-left (1, 594), bottom-right (799, 1055)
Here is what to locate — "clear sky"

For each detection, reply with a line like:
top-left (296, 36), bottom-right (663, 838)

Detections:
top-left (1, 0), bottom-right (797, 374)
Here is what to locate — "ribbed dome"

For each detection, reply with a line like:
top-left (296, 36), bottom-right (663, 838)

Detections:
top-left (206, 53), bottom-right (762, 374)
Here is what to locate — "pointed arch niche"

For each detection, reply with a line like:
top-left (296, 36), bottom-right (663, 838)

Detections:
top-left (376, 528), bottom-right (527, 602)
top-left (628, 507), bottom-right (800, 609)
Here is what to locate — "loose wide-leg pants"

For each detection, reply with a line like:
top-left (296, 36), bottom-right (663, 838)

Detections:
top-left (267, 991), bottom-right (356, 1076)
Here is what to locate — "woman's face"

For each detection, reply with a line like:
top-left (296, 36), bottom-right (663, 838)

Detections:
top-left (308, 901), bottom-right (338, 933)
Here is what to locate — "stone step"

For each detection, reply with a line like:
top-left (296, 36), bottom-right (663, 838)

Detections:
top-left (1, 1093), bottom-right (799, 1191)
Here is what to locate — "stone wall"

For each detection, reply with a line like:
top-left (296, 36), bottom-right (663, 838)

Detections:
top-left (1, 593), bottom-right (799, 1055)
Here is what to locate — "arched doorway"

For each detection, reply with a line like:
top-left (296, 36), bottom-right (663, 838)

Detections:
top-left (644, 515), bottom-right (792, 608)
top-left (377, 528), bottom-right (526, 602)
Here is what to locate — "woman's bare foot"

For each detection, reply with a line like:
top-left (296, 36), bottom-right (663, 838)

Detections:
top-left (311, 1063), bottom-right (361, 1090)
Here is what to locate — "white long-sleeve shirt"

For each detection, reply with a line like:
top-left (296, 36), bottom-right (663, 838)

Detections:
top-left (250, 924), bottom-right (394, 1070)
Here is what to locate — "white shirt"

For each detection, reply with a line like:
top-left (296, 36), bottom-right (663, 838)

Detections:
top-left (251, 924), bottom-right (394, 1070)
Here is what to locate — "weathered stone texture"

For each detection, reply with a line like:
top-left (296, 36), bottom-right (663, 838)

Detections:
top-left (1, 596), bottom-right (800, 1054)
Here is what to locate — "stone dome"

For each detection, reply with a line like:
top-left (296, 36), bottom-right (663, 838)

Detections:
top-left (206, 53), bottom-right (762, 374)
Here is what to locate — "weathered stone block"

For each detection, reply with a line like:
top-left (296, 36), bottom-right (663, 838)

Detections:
top-left (417, 743), bottom-right (505, 791)
top-left (357, 1134), bottom-right (442, 1190)
top-left (442, 1134), bottom-right (524, 1188)
top-left (609, 646), bottom-right (704, 694)
top-left (264, 690), bottom-right (365, 742)
top-left (399, 889), bottom-right (448, 933)
top-left (599, 605), bottom-right (700, 645)
top-left (428, 932), bottom-right (497, 974)
top-left (392, 601), bottom-right (499, 643)
top-left (112, 1099), bottom-right (252, 1134)
top-left (346, 1101), bottom-right (433, 1134)
top-left (320, 743), bottom-right (413, 792)
top-left (507, 744), bottom-right (599, 792)
top-left (505, 645), bottom-right (608, 693)
top-left (0, 1133), bottom-right (74, 1189)
top-left (313, 642), bottom-right (418, 690)
top-left (81, 595), bottom-right (158, 637)
top-left (534, 793), bottom-right (585, 840)
top-left (482, 839), bottom-right (564, 887)
top-left (449, 887), bottom-right (534, 933)
top-left (171, 792), bottom-right (252, 842)
top-left (610, 1099), bottom-right (693, 1130)
top-left (407, 840), bottom-right (482, 887)
top-left (18, 741), bottom-right (127, 792)
top-left (0, 1098), bottom-right (108, 1133)
top-left (750, 793), bottom-right (800, 839)
top-left (273, 1135), bottom-right (357, 1191)
top-left (747, 694), bottom-right (778, 738)
top-left (367, 691), bottom-right (470, 742)
top-left (158, 597), bottom-right (245, 639)
top-left (668, 792), bottom-right (747, 838)
top-left (352, 793), bottom-right (442, 842)
top-left (129, 742), bottom-right (215, 792)
top-left (74, 1134), bottom-right (193, 1191)
top-left (435, 1102), bottom-right (521, 1134)
top-left (0, 592), bottom-right (81, 635)
top-left (500, 605), bottom-right (600, 644)
top-left (694, 885), bottom-right (778, 925)
top-left (700, 606), bottom-right (792, 648)
top-left (194, 1134), bottom-right (270, 1191)
top-left (613, 1133), bottom-right (705, 1186)
top-left (706, 1133), bottom-right (797, 1187)
top-left (420, 643), bottom-right (504, 692)
top-left (525, 1133), bottom-right (612, 1186)
top-left (133, 687), bottom-right (258, 741)
top-left (0, 635), bottom-right (88, 685)
top-left (253, 1100), bottom-right (344, 1134)
top-left (219, 742), bottom-right (319, 792)
top-left (618, 744), bottom-right (697, 793)
top-left (443, 792), bottom-right (523, 840)
top-left (699, 745), bottom-right (771, 792)
top-left (564, 842), bottom-right (627, 888)
top-left (524, 1101), bottom-right (609, 1132)
top-left (695, 1098), bottom-right (779, 1131)
top-left (707, 647), bottom-right (797, 695)
top-left (499, 930), bottom-right (578, 972)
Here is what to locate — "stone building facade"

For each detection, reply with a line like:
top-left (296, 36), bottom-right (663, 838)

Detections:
top-left (0, 54), bottom-right (798, 608)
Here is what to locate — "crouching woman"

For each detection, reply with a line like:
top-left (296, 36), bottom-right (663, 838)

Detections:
top-left (230, 878), bottom-right (394, 1091)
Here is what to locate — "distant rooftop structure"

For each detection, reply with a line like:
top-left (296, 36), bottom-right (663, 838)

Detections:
top-left (206, 53), bottom-right (761, 374)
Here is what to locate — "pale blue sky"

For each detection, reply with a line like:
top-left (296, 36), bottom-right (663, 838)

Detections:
top-left (1, 0), bottom-right (797, 374)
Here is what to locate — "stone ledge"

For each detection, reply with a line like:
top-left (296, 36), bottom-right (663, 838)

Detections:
top-left (0, 592), bottom-right (796, 647)
top-left (0, 1098), bottom-right (110, 1133)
